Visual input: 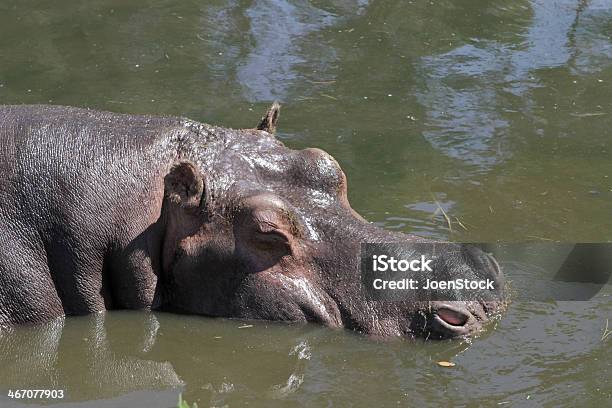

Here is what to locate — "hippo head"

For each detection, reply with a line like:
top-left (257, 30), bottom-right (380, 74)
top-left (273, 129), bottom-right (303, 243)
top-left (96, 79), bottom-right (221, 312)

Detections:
top-left (159, 103), bottom-right (506, 340)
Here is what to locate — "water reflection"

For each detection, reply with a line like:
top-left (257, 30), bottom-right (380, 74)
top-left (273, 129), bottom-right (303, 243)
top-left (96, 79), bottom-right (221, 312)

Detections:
top-left (238, 0), bottom-right (336, 101)
top-left (0, 312), bottom-right (330, 406)
top-left (200, 0), bottom-right (372, 102)
top-left (415, 0), bottom-right (612, 170)
top-left (569, 0), bottom-right (612, 74)
top-left (0, 286), bottom-right (609, 407)
top-left (0, 313), bottom-right (181, 403)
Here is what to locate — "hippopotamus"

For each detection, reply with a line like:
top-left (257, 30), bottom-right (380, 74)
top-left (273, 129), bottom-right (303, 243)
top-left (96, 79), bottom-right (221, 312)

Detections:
top-left (0, 103), bottom-right (505, 339)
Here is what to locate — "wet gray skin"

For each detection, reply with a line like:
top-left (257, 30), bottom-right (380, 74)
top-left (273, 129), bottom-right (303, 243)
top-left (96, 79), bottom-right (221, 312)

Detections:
top-left (0, 104), bottom-right (504, 340)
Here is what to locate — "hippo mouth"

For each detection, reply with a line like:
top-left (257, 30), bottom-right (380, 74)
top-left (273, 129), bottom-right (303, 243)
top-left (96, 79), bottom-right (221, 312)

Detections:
top-left (430, 303), bottom-right (481, 338)
top-left (436, 307), bottom-right (469, 327)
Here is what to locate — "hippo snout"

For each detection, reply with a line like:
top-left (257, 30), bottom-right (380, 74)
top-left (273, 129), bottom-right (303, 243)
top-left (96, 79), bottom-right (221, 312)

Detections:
top-left (426, 249), bottom-right (504, 339)
top-left (428, 301), bottom-right (489, 339)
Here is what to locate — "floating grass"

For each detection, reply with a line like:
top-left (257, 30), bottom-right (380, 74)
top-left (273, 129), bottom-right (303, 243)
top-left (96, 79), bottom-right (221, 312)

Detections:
top-left (602, 319), bottom-right (611, 342)
top-left (430, 193), bottom-right (453, 233)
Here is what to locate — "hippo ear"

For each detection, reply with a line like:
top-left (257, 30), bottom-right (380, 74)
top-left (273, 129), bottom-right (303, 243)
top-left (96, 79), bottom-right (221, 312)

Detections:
top-left (164, 161), bottom-right (204, 209)
top-left (256, 101), bottom-right (281, 134)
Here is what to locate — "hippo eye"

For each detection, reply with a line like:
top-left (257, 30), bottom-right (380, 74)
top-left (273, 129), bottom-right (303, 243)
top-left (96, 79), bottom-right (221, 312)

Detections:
top-left (233, 193), bottom-right (303, 267)
top-left (252, 230), bottom-right (290, 251)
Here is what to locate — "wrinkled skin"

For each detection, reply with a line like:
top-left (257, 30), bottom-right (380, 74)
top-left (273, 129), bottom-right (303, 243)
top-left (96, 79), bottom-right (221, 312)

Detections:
top-left (0, 104), bottom-right (505, 339)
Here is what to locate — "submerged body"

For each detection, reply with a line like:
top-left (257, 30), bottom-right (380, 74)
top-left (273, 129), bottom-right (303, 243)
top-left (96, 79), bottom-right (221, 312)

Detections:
top-left (0, 104), bottom-right (504, 339)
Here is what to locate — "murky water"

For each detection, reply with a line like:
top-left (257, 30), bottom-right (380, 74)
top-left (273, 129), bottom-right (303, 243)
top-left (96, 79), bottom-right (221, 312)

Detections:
top-left (0, 0), bottom-right (611, 406)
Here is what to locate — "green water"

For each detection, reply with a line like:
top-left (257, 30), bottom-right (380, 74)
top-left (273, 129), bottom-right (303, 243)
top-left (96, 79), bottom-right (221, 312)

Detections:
top-left (0, 0), bottom-right (610, 406)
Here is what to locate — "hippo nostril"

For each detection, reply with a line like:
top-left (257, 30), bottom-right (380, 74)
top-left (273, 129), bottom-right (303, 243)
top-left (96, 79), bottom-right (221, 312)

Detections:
top-left (436, 308), bottom-right (469, 326)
